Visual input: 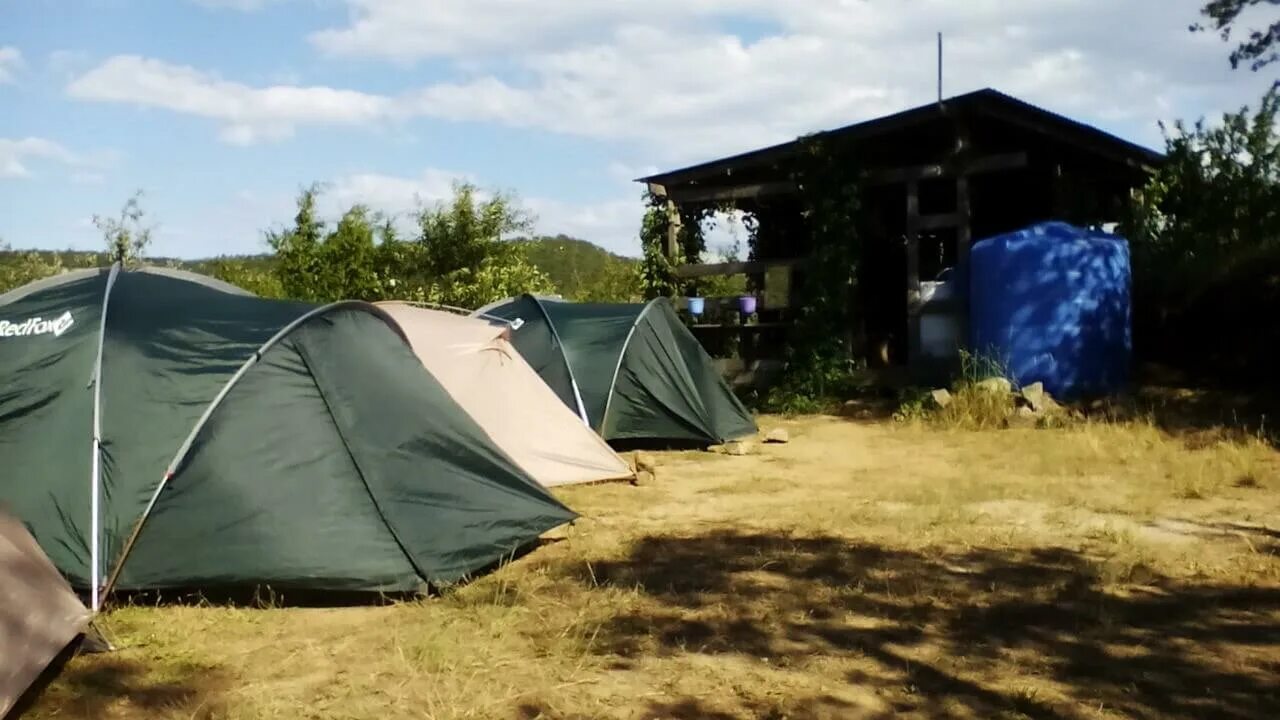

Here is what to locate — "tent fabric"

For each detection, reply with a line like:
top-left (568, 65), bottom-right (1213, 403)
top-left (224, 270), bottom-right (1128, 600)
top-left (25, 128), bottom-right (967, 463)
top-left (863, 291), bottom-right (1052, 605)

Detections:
top-left (376, 303), bottom-right (634, 488)
top-left (0, 508), bottom-right (92, 720)
top-left (475, 295), bottom-right (757, 445)
top-left (0, 267), bottom-right (575, 604)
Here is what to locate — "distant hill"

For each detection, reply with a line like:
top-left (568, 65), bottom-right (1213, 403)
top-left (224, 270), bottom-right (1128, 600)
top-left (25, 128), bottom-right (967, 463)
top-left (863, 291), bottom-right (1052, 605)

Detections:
top-left (515, 235), bottom-right (640, 301)
top-left (2, 239), bottom-right (637, 301)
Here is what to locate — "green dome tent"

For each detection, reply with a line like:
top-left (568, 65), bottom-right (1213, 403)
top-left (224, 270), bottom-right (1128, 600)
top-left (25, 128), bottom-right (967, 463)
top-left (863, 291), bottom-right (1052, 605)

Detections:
top-left (474, 295), bottom-right (757, 445)
top-left (0, 267), bottom-right (575, 610)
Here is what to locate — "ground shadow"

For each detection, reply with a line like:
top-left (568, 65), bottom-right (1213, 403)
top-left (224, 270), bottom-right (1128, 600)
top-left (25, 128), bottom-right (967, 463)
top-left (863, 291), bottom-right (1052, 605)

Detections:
top-left (15, 652), bottom-right (228, 720)
top-left (105, 538), bottom-right (560, 609)
top-left (1083, 365), bottom-right (1279, 449)
top-left (558, 530), bottom-right (1280, 719)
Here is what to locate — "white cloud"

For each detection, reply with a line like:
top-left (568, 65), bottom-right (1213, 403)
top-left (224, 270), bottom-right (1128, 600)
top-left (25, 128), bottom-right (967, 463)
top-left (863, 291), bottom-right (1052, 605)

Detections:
top-left (325, 168), bottom-right (469, 217)
top-left (309, 0), bottom-right (1269, 161)
top-left (67, 55), bottom-right (397, 145)
top-left (0, 137), bottom-right (118, 180)
top-left (0, 138), bottom-right (79, 178)
top-left (0, 46), bottom-right (23, 84)
top-left (321, 168), bottom-right (644, 255)
top-left (190, 0), bottom-right (280, 9)
top-left (65, 0), bottom-right (1272, 163)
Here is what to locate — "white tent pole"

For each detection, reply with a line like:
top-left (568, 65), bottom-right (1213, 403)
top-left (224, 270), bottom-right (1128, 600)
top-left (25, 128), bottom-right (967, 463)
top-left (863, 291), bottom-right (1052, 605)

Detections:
top-left (89, 263), bottom-right (121, 611)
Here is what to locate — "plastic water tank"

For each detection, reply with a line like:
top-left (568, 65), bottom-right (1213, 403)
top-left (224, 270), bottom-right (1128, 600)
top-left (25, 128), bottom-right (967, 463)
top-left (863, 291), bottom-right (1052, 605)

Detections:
top-left (968, 222), bottom-right (1131, 399)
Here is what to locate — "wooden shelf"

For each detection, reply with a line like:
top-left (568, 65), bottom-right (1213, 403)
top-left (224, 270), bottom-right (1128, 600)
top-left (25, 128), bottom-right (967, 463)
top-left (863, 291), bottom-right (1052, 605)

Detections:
top-left (689, 321), bottom-right (790, 330)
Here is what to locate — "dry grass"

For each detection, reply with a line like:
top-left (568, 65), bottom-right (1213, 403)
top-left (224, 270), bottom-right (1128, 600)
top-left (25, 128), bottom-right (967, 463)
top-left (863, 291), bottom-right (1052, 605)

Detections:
top-left (24, 413), bottom-right (1280, 720)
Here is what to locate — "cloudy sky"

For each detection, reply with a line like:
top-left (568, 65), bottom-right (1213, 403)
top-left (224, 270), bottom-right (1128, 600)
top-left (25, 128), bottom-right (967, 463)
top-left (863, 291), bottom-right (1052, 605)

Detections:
top-left (0, 0), bottom-right (1275, 258)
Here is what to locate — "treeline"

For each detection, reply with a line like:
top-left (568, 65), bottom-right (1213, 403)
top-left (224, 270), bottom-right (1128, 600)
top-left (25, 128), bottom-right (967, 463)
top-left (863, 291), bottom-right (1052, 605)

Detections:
top-left (0, 183), bottom-right (644, 306)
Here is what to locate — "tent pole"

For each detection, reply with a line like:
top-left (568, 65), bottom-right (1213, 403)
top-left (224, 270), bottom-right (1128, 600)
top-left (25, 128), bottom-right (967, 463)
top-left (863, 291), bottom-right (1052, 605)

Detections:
top-left (88, 263), bottom-right (121, 612)
top-left (599, 300), bottom-right (659, 434)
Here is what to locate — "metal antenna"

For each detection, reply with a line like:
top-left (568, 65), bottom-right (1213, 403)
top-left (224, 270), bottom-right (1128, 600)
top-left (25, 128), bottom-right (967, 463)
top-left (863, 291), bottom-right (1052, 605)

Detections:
top-left (937, 32), bottom-right (943, 102)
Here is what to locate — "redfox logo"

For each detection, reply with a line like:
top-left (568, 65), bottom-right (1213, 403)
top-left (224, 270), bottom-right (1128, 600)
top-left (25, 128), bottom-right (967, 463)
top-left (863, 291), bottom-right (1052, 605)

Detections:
top-left (0, 311), bottom-right (76, 339)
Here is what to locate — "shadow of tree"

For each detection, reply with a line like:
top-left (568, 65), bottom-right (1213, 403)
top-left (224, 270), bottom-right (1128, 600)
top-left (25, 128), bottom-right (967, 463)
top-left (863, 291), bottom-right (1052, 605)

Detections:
top-left (560, 531), bottom-right (1280, 719)
top-left (1103, 372), bottom-right (1279, 450)
top-left (17, 655), bottom-right (228, 720)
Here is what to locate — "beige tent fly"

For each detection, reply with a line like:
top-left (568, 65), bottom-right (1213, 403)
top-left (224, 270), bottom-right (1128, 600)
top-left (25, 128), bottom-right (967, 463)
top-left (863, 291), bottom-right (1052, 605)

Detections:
top-left (1, 508), bottom-right (94, 718)
top-left (377, 303), bottom-right (635, 488)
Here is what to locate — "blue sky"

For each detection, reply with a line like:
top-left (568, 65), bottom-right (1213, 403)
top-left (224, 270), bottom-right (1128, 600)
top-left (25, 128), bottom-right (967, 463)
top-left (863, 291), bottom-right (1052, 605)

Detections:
top-left (0, 0), bottom-right (1275, 258)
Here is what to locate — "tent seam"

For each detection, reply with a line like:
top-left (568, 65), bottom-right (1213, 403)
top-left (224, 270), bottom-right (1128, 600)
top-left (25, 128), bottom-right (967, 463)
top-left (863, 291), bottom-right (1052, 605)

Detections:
top-left (291, 337), bottom-right (433, 590)
top-left (598, 299), bottom-right (659, 438)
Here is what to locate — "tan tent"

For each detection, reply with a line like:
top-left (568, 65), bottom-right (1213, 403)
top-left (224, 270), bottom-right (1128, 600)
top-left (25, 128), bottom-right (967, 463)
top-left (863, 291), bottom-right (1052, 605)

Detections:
top-left (1, 508), bottom-right (93, 719)
top-left (377, 302), bottom-right (634, 488)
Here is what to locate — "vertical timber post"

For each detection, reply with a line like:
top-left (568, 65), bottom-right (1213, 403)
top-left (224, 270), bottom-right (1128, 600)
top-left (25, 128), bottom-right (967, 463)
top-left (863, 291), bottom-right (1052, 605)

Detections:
top-left (954, 122), bottom-right (973, 360)
top-left (905, 180), bottom-right (922, 368)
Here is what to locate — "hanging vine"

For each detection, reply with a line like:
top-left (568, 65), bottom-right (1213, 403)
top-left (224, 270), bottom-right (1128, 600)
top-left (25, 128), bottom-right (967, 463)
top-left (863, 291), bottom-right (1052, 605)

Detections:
top-left (765, 133), bottom-right (865, 407)
top-left (638, 189), bottom-right (721, 298)
top-left (639, 190), bottom-right (677, 298)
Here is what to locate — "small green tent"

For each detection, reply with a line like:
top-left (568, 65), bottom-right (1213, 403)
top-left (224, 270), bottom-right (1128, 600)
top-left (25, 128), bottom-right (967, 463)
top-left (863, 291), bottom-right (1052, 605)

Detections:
top-left (474, 295), bottom-right (757, 445)
top-left (0, 267), bottom-right (575, 609)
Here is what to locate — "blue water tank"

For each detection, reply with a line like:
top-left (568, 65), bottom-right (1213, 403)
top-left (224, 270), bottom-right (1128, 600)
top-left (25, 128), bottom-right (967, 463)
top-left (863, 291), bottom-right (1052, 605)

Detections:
top-left (968, 222), bottom-right (1131, 399)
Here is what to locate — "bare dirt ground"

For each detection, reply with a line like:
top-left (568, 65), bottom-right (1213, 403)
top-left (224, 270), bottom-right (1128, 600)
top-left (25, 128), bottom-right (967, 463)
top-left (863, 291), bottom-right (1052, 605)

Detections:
top-left (23, 412), bottom-right (1280, 720)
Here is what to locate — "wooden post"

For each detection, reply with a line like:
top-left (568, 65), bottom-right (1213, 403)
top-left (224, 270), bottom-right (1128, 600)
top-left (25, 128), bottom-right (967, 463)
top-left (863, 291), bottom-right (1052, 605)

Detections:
top-left (955, 174), bottom-right (972, 355)
top-left (665, 199), bottom-right (682, 262)
top-left (905, 181), bottom-right (922, 365)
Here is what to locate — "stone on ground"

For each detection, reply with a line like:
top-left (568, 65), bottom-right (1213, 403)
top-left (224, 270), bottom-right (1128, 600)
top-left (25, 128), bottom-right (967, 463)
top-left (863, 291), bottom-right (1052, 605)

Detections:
top-left (633, 452), bottom-right (657, 472)
top-left (1018, 382), bottom-right (1062, 414)
top-left (930, 388), bottom-right (953, 408)
top-left (1005, 405), bottom-right (1038, 429)
top-left (724, 440), bottom-right (755, 456)
top-left (764, 428), bottom-right (791, 444)
top-left (975, 377), bottom-right (1014, 395)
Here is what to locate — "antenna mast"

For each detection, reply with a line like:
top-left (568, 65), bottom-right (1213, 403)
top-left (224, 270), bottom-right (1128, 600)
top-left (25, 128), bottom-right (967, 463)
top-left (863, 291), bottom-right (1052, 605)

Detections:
top-left (937, 32), bottom-right (943, 103)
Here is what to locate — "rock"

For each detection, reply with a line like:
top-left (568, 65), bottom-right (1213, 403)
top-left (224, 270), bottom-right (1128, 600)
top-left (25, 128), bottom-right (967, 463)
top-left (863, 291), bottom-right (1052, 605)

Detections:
top-left (633, 452), bottom-right (657, 473)
top-left (764, 428), bottom-right (790, 444)
top-left (1005, 405), bottom-right (1038, 429)
top-left (1018, 382), bottom-right (1062, 414)
top-left (930, 388), bottom-right (953, 409)
top-left (975, 377), bottom-right (1013, 395)
top-left (633, 469), bottom-right (655, 486)
top-left (724, 440), bottom-right (754, 456)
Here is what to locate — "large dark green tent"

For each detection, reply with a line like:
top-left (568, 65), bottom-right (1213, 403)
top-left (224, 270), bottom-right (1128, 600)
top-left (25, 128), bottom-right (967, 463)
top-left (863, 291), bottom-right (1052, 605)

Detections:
top-left (0, 266), bottom-right (575, 610)
top-left (474, 295), bottom-right (757, 445)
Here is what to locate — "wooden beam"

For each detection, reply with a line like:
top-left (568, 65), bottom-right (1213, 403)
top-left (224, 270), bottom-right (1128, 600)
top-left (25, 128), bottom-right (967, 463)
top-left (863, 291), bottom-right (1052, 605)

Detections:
top-left (867, 151), bottom-right (1028, 185)
top-left (917, 212), bottom-right (963, 231)
top-left (666, 181), bottom-right (796, 204)
top-left (673, 257), bottom-right (808, 279)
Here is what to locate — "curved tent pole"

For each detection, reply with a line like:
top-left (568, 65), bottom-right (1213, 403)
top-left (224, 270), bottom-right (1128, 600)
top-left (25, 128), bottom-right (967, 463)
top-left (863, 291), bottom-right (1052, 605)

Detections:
top-left (97, 300), bottom-right (409, 604)
top-left (88, 263), bottom-right (121, 612)
top-left (526, 295), bottom-right (591, 427)
top-left (471, 294), bottom-right (565, 319)
top-left (598, 299), bottom-right (661, 435)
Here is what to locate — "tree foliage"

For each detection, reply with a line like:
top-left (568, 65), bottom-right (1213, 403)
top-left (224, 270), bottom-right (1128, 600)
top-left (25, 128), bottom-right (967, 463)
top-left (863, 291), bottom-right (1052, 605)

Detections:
top-left (94, 190), bottom-right (153, 266)
top-left (266, 182), bottom-right (552, 307)
top-left (0, 244), bottom-right (68, 294)
top-left (1125, 84), bottom-right (1280, 379)
top-left (1196, 0), bottom-right (1280, 71)
top-left (760, 135), bottom-right (864, 409)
